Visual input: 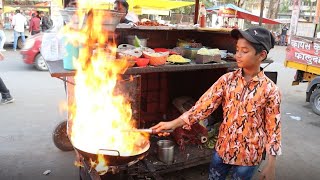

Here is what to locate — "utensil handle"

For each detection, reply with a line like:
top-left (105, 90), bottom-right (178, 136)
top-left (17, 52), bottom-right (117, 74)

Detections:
top-left (98, 149), bottom-right (121, 157)
top-left (155, 129), bottom-right (174, 134)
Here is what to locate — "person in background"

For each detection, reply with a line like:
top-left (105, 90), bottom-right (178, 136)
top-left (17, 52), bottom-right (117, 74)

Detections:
top-left (29, 13), bottom-right (41, 35)
top-left (280, 24), bottom-right (288, 46)
top-left (39, 11), bottom-right (51, 32)
top-left (0, 53), bottom-right (14, 104)
top-left (36, 11), bottom-right (41, 19)
top-left (11, 9), bottom-right (26, 51)
top-left (232, 22), bottom-right (239, 29)
top-left (114, 0), bottom-right (138, 24)
top-left (222, 20), bottom-right (229, 28)
top-left (152, 27), bottom-right (281, 180)
top-left (0, 8), bottom-right (6, 51)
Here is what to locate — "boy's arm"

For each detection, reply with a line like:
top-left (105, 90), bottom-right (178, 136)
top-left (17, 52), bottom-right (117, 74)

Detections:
top-left (265, 86), bottom-right (281, 156)
top-left (260, 85), bottom-right (282, 179)
top-left (179, 74), bottom-right (226, 128)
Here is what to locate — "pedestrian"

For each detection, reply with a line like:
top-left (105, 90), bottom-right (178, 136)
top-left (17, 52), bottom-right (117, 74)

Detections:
top-left (280, 24), bottom-right (288, 46)
top-left (232, 22), bottom-right (239, 29)
top-left (39, 11), bottom-right (52, 32)
top-left (222, 20), bottom-right (229, 28)
top-left (152, 27), bottom-right (281, 180)
top-left (0, 53), bottom-right (14, 104)
top-left (11, 9), bottom-right (27, 51)
top-left (29, 13), bottom-right (41, 35)
top-left (0, 8), bottom-right (6, 51)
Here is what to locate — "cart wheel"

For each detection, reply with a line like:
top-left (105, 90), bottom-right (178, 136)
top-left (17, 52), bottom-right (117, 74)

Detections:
top-left (53, 121), bottom-right (74, 151)
top-left (310, 89), bottom-right (320, 116)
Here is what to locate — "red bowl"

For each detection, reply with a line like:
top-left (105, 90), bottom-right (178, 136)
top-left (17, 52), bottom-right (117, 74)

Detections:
top-left (154, 48), bottom-right (179, 55)
top-left (154, 48), bottom-right (169, 53)
top-left (135, 58), bottom-right (149, 67)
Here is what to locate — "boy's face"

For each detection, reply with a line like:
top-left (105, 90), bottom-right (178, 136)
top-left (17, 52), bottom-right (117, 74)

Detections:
top-left (235, 38), bottom-right (266, 69)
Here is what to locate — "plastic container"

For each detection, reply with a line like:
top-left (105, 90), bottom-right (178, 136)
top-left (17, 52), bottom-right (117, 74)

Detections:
top-left (63, 42), bottom-right (79, 70)
top-left (157, 140), bottom-right (175, 164)
top-left (184, 47), bottom-right (200, 60)
top-left (135, 58), bottom-right (149, 67)
top-left (143, 52), bottom-right (168, 66)
top-left (40, 32), bottom-right (63, 61)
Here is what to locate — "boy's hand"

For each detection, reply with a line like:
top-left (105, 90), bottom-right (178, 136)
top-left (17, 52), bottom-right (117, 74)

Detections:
top-left (259, 155), bottom-right (276, 180)
top-left (0, 53), bottom-right (4, 61)
top-left (151, 118), bottom-right (186, 136)
top-left (151, 121), bottom-right (175, 136)
top-left (259, 165), bottom-right (275, 180)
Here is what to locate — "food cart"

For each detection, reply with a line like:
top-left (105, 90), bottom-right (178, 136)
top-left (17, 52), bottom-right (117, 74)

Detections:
top-left (44, 1), bottom-right (276, 179)
top-left (46, 27), bottom-right (276, 180)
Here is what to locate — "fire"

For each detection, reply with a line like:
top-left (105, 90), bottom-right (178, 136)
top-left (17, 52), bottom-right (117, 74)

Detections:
top-left (63, 0), bottom-right (149, 172)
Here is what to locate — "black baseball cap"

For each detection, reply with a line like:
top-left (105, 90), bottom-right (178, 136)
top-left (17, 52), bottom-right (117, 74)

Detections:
top-left (231, 27), bottom-right (275, 53)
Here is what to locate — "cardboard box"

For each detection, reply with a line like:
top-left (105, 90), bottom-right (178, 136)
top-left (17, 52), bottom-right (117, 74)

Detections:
top-left (195, 54), bottom-right (222, 64)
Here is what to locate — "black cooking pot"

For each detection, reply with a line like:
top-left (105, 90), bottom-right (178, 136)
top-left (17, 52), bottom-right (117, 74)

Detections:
top-left (75, 142), bottom-right (150, 166)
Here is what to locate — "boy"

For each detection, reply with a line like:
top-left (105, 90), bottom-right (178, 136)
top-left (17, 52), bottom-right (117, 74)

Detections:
top-left (152, 27), bottom-right (281, 180)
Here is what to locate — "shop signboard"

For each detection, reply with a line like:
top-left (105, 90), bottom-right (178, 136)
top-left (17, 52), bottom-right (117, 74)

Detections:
top-left (286, 36), bottom-right (320, 68)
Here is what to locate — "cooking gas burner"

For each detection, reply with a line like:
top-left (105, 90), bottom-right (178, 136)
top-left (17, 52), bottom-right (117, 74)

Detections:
top-left (79, 156), bottom-right (156, 180)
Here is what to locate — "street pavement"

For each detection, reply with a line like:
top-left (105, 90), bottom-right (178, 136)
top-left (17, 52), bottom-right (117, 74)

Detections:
top-left (0, 46), bottom-right (319, 180)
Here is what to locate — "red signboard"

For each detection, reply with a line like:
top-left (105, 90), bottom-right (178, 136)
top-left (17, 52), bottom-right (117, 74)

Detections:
top-left (286, 36), bottom-right (320, 68)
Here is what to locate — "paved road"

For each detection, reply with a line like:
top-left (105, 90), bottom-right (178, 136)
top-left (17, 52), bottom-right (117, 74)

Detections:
top-left (0, 46), bottom-right (319, 180)
top-left (0, 49), bottom-right (78, 180)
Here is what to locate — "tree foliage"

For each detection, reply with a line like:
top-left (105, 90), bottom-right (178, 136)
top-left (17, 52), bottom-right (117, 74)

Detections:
top-left (268, 0), bottom-right (280, 19)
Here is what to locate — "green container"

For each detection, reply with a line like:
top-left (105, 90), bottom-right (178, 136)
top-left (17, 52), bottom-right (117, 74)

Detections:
top-left (184, 47), bottom-right (200, 60)
top-left (63, 42), bottom-right (79, 70)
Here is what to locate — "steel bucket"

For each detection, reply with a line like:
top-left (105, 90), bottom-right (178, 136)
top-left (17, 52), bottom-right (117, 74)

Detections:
top-left (157, 140), bottom-right (175, 164)
top-left (60, 8), bottom-right (125, 32)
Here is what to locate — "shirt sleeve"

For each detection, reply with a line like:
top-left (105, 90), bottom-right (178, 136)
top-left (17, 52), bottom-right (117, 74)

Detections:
top-left (180, 74), bottom-right (226, 129)
top-left (265, 85), bottom-right (282, 156)
top-left (44, 17), bottom-right (49, 28)
top-left (29, 19), bottom-right (33, 32)
top-left (12, 16), bottom-right (16, 27)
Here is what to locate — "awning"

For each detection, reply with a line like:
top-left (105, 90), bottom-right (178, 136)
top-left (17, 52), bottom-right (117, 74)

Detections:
top-left (274, 18), bottom-right (307, 24)
top-left (207, 4), bottom-right (280, 25)
top-left (127, 0), bottom-right (195, 11)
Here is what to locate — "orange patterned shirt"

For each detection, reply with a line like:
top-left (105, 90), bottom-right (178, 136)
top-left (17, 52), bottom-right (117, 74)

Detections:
top-left (180, 68), bottom-right (282, 166)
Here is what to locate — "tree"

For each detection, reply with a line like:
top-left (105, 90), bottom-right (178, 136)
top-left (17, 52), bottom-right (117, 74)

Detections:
top-left (267, 0), bottom-right (281, 19)
top-left (279, 0), bottom-right (290, 13)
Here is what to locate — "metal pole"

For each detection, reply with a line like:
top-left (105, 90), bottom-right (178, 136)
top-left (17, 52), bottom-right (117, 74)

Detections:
top-left (259, 0), bottom-right (265, 26)
top-left (194, 0), bottom-right (200, 24)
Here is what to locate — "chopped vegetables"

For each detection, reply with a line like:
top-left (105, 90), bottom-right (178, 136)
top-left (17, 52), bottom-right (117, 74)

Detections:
top-left (197, 48), bottom-right (220, 56)
top-left (167, 55), bottom-right (189, 63)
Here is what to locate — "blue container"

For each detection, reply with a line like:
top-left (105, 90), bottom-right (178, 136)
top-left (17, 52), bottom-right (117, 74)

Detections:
top-left (63, 42), bottom-right (79, 70)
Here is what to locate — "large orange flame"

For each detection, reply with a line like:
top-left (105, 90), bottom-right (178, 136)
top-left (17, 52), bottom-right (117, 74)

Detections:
top-left (63, 0), bottom-right (148, 173)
